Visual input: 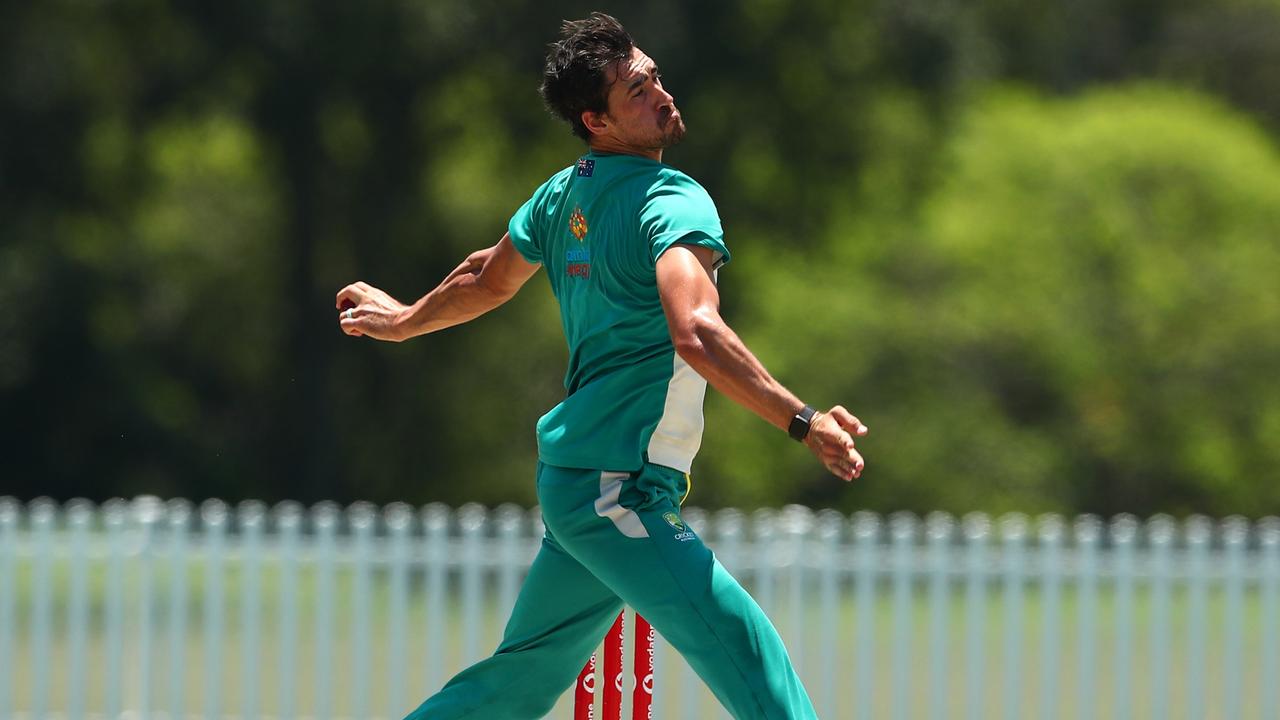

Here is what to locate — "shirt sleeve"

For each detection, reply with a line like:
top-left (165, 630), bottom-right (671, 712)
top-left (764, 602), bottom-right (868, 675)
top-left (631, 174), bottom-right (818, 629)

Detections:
top-left (507, 188), bottom-right (545, 265)
top-left (640, 172), bottom-right (730, 268)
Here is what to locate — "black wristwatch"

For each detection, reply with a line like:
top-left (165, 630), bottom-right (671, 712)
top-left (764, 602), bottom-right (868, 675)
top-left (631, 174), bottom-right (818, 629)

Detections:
top-left (788, 404), bottom-right (817, 442)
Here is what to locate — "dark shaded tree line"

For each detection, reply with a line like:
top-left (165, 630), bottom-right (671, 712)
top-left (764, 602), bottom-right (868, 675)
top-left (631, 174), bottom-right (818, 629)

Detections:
top-left (2, 0), bottom-right (1278, 516)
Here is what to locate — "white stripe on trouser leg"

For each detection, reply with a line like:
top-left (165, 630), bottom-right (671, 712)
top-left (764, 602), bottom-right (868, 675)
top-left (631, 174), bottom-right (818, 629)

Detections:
top-left (594, 471), bottom-right (649, 538)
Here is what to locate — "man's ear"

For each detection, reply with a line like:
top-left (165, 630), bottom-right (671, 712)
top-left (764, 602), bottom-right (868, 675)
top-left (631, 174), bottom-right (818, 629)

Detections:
top-left (581, 109), bottom-right (610, 137)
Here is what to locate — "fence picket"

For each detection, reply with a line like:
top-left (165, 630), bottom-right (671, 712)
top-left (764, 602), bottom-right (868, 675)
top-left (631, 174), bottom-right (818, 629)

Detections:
top-left (312, 501), bottom-right (339, 720)
top-left (925, 512), bottom-right (953, 720)
top-left (29, 499), bottom-right (55, 719)
top-left (1037, 515), bottom-right (1064, 720)
top-left (1148, 514), bottom-right (1175, 720)
top-left (1072, 515), bottom-right (1099, 720)
top-left (999, 514), bottom-right (1028, 720)
top-left (1261, 517), bottom-right (1280, 720)
top-left (889, 512), bottom-right (916, 720)
top-left (103, 499), bottom-right (127, 719)
top-left (166, 498), bottom-right (193, 719)
top-left (1222, 516), bottom-right (1247, 720)
top-left (962, 513), bottom-right (990, 720)
top-left (459, 503), bottom-right (486, 666)
top-left (239, 500), bottom-right (267, 720)
top-left (387, 502), bottom-right (413, 716)
top-left (1111, 514), bottom-right (1138, 720)
top-left (1186, 515), bottom-right (1212, 720)
top-left (422, 503), bottom-right (449, 694)
top-left (66, 500), bottom-right (93, 720)
top-left (274, 500), bottom-right (303, 720)
top-left (135, 497), bottom-right (160, 720)
top-left (351, 501), bottom-right (376, 720)
top-left (202, 499), bottom-right (229, 720)
top-left (817, 509), bottom-right (844, 720)
top-left (852, 511), bottom-right (879, 720)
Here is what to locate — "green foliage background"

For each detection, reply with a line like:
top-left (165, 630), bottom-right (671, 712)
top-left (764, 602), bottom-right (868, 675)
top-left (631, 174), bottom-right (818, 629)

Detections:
top-left (3, 1), bottom-right (1278, 515)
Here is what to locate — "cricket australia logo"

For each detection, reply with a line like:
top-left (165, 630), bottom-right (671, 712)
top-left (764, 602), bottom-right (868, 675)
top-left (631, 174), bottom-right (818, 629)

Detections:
top-left (663, 511), bottom-right (696, 542)
top-left (566, 206), bottom-right (591, 280)
top-left (569, 206), bottom-right (588, 241)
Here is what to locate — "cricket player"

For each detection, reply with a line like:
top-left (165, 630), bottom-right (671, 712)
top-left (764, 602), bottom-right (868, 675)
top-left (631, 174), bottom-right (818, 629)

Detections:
top-left (336, 13), bottom-right (867, 719)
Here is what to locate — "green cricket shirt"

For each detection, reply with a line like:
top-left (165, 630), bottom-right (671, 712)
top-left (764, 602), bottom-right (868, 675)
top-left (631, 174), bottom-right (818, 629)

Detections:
top-left (508, 150), bottom-right (730, 473)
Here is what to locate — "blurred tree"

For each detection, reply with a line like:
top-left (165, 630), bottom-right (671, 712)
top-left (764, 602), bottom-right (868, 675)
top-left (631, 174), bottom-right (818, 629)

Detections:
top-left (917, 86), bottom-right (1280, 517)
top-left (698, 85), bottom-right (1280, 516)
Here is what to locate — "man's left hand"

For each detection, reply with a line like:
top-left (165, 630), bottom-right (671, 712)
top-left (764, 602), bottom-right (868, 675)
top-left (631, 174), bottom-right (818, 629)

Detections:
top-left (803, 405), bottom-right (868, 481)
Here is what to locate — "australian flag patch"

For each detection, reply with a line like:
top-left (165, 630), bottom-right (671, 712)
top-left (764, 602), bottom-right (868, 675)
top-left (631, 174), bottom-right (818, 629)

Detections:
top-left (576, 158), bottom-right (595, 177)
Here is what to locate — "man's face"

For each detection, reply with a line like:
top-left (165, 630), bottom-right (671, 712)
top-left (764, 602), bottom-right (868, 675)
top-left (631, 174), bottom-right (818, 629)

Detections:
top-left (599, 47), bottom-right (685, 150)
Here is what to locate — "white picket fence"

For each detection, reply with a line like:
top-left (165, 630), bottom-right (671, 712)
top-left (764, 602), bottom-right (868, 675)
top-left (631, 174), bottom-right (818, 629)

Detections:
top-left (1, 496), bottom-right (1278, 719)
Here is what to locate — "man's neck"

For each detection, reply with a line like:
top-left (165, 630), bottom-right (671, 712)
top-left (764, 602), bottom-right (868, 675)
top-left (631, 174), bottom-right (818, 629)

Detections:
top-left (587, 137), bottom-right (662, 163)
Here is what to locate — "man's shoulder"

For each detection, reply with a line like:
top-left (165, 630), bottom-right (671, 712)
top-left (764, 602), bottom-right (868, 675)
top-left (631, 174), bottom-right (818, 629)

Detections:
top-left (641, 165), bottom-right (716, 213)
top-left (533, 163), bottom-right (577, 196)
top-left (518, 165), bottom-right (577, 223)
top-left (632, 160), bottom-right (705, 191)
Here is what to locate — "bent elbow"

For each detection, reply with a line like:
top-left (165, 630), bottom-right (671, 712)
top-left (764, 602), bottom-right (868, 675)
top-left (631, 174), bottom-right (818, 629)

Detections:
top-left (672, 332), bottom-right (706, 364)
top-left (475, 273), bottom-right (518, 304)
top-left (487, 282), bottom-right (519, 304)
top-left (670, 312), bottom-right (719, 366)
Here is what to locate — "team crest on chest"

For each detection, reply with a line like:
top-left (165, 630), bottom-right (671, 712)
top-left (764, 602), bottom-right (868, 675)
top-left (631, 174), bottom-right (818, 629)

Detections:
top-left (569, 206), bottom-right (589, 242)
top-left (566, 206), bottom-right (591, 279)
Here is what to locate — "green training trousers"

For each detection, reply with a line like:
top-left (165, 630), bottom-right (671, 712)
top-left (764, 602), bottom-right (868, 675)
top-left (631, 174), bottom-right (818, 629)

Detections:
top-left (404, 461), bottom-right (817, 720)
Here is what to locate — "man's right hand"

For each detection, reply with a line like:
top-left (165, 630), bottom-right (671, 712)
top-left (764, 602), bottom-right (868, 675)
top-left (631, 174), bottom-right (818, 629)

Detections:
top-left (336, 281), bottom-right (410, 341)
top-left (803, 406), bottom-right (868, 481)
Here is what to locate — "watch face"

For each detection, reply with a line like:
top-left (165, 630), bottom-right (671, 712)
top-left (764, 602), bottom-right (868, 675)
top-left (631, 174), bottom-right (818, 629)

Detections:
top-left (789, 408), bottom-right (814, 441)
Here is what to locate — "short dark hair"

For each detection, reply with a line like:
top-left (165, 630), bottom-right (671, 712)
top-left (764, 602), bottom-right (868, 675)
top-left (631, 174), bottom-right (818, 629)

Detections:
top-left (540, 13), bottom-right (635, 141)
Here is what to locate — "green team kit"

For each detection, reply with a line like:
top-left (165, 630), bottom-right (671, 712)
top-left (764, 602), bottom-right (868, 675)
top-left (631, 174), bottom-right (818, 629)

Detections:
top-left (406, 152), bottom-right (818, 719)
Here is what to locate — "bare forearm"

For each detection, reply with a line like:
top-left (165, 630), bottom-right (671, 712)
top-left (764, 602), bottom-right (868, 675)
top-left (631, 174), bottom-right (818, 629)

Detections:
top-left (339, 236), bottom-right (536, 342)
top-left (655, 244), bottom-right (866, 480)
top-left (675, 311), bottom-right (802, 431)
top-left (397, 273), bottom-right (509, 339)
